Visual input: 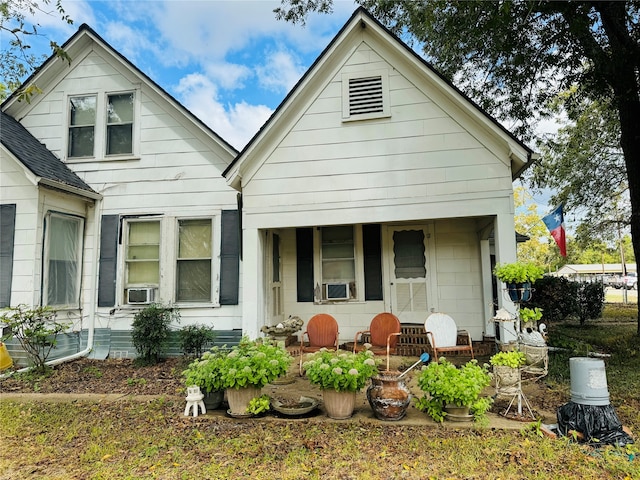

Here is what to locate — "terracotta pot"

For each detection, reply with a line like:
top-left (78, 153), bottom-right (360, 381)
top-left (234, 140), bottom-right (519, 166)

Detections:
top-left (226, 386), bottom-right (262, 415)
top-left (366, 372), bottom-right (411, 421)
top-left (322, 389), bottom-right (356, 419)
top-left (203, 390), bottom-right (224, 410)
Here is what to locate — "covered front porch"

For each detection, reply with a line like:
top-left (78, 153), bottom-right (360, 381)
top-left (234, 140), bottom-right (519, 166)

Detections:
top-left (240, 214), bottom-right (519, 345)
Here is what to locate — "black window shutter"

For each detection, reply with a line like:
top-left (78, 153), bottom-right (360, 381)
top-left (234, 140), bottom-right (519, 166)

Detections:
top-left (363, 224), bottom-right (383, 301)
top-left (98, 215), bottom-right (119, 307)
top-left (296, 228), bottom-right (314, 302)
top-left (220, 210), bottom-right (240, 305)
top-left (0, 204), bottom-right (17, 307)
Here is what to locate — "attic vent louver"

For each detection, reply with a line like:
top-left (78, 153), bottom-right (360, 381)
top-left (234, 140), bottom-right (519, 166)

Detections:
top-left (348, 76), bottom-right (384, 115)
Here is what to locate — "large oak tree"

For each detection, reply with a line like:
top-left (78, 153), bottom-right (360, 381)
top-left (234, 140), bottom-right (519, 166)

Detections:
top-left (276, 1), bottom-right (640, 330)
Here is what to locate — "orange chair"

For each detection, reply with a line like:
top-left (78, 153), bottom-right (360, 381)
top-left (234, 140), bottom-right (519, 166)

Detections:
top-left (424, 312), bottom-right (474, 362)
top-left (299, 314), bottom-right (339, 375)
top-left (353, 313), bottom-right (401, 369)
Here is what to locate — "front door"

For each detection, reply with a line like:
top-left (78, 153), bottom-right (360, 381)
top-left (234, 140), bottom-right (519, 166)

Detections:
top-left (266, 230), bottom-right (284, 325)
top-left (386, 225), bottom-right (435, 324)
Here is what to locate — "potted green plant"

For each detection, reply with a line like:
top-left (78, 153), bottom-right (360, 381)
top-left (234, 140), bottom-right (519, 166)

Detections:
top-left (182, 346), bottom-right (227, 409)
top-left (219, 337), bottom-right (292, 416)
top-left (302, 349), bottom-right (379, 419)
top-left (490, 350), bottom-right (526, 394)
top-left (493, 262), bottom-right (544, 302)
top-left (519, 307), bottom-right (543, 329)
top-left (414, 358), bottom-right (493, 424)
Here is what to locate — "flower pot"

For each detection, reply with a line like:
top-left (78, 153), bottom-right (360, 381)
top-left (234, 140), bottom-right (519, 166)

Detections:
top-left (322, 390), bottom-right (356, 419)
top-left (226, 386), bottom-right (262, 416)
top-left (493, 365), bottom-right (520, 395)
top-left (203, 390), bottom-right (224, 410)
top-left (366, 372), bottom-right (411, 421)
top-left (444, 405), bottom-right (473, 422)
top-left (507, 282), bottom-right (532, 302)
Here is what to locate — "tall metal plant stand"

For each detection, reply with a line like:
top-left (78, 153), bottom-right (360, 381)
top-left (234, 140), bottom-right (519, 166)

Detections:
top-left (500, 369), bottom-right (536, 419)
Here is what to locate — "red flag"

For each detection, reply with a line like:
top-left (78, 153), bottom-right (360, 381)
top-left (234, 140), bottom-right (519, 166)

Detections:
top-left (542, 204), bottom-right (566, 257)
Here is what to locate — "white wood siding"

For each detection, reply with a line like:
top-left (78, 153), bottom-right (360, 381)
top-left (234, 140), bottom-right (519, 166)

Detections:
top-left (242, 41), bottom-right (514, 230)
top-left (9, 44), bottom-right (240, 330)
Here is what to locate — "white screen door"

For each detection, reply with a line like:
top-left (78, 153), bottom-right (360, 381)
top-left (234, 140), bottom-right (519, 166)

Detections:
top-left (388, 226), bottom-right (433, 324)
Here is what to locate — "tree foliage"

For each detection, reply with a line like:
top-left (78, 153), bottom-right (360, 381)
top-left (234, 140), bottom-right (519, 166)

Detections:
top-left (0, 0), bottom-right (72, 102)
top-left (276, 0), bottom-right (640, 331)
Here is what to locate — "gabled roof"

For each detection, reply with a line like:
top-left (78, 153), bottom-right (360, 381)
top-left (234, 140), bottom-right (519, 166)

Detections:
top-left (223, 7), bottom-right (534, 188)
top-left (2, 24), bottom-right (238, 159)
top-left (1, 112), bottom-right (99, 198)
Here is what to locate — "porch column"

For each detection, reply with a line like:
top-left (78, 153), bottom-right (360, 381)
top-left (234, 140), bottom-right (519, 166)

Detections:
top-left (494, 213), bottom-right (518, 343)
top-left (241, 227), bottom-right (265, 339)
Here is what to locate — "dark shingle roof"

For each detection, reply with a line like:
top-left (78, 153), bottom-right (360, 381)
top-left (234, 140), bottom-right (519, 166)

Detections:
top-left (1, 112), bottom-right (96, 195)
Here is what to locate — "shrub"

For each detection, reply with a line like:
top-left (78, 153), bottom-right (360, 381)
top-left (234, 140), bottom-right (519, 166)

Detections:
top-left (528, 276), bottom-right (577, 323)
top-left (0, 305), bottom-right (69, 373)
top-left (575, 281), bottom-right (605, 325)
top-left (179, 324), bottom-right (216, 357)
top-left (131, 304), bottom-right (180, 365)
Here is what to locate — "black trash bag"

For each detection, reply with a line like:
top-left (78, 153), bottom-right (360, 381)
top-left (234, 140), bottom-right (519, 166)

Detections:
top-left (557, 401), bottom-right (634, 446)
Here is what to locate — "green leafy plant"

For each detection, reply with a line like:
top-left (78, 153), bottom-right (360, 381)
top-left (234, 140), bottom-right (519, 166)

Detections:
top-left (178, 324), bottom-right (216, 357)
top-left (303, 349), bottom-right (379, 392)
top-left (519, 307), bottom-right (543, 324)
top-left (0, 305), bottom-right (69, 373)
top-left (219, 337), bottom-right (292, 389)
top-left (490, 350), bottom-right (527, 368)
top-left (246, 394), bottom-right (271, 415)
top-left (575, 281), bottom-right (605, 326)
top-left (493, 262), bottom-right (544, 284)
top-left (182, 346), bottom-right (227, 393)
top-left (131, 304), bottom-right (180, 365)
top-left (414, 358), bottom-right (492, 423)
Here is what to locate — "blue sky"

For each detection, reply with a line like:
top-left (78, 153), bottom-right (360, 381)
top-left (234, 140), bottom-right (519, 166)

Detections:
top-left (17, 0), bottom-right (356, 150)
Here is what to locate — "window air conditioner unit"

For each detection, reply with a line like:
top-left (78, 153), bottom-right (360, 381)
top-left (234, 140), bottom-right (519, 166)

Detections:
top-left (127, 287), bottom-right (156, 305)
top-left (325, 283), bottom-right (349, 301)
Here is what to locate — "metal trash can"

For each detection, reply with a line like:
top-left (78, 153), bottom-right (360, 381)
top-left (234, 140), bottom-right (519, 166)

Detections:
top-left (569, 357), bottom-right (610, 406)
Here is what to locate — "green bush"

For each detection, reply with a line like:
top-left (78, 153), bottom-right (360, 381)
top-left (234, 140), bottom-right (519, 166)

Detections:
top-left (575, 281), bottom-right (605, 325)
top-left (0, 305), bottom-right (69, 373)
top-left (178, 324), bottom-right (216, 357)
top-left (131, 304), bottom-right (180, 365)
top-left (528, 276), bottom-right (577, 323)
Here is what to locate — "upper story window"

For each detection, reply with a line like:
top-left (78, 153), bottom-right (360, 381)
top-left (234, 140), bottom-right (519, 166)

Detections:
top-left (106, 93), bottom-right (134, 155)
top-left (68, 95), bottom-right (96, 158)
top-left (342, 70), bottom-right (390, 122)
top-left (66, 91), bottom-right (137, 161)
top-left (43, 212), bottom-right (84, 308)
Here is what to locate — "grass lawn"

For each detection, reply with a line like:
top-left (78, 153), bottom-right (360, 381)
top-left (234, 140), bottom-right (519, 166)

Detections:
top-left (0, 304), bottom-right (639, 479)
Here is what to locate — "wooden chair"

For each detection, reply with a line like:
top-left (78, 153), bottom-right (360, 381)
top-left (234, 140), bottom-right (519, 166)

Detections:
top-left (299, 314), bottom-right (339, 375)
top-left (424, 312), bottom-right (474, 362)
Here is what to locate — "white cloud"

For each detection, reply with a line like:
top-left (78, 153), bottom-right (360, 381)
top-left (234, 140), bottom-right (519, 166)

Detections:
top-left (204, 62), bottom-right (252, 90)
top-left (255, 48), bottom-right (306, 92)
top-left (175, 73), bottom-right (272, 149)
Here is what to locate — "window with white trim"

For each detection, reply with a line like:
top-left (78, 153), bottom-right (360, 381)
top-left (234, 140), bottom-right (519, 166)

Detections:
top-left (106, 93), bottom-right (134, 155)
top-left (43, 212), bottom-right (84, 307)
top-left (176, 218), bottom-right (212, 302)
top-left (68, 95), bottom-right (96, 158)
top-left (342, 70), bottom-right (390, 122)
top-left (125, 220), bottom-right (160, 292)
top-left (320, 226), bottom-right (356, 301)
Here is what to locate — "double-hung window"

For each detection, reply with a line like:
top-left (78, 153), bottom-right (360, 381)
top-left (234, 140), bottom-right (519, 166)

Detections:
top-left (176, 219), bottom-right (212, 302)
top-left (68, 95), bottom-right (96, 158)
top-left (321, 226), bottom-right (355, 300)
top-left (106, 93), bottom-right (134, 155)
top-left (43, 212), bottom-right (84, 307)
top-left (125, 220), bottom-right (160, 292)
